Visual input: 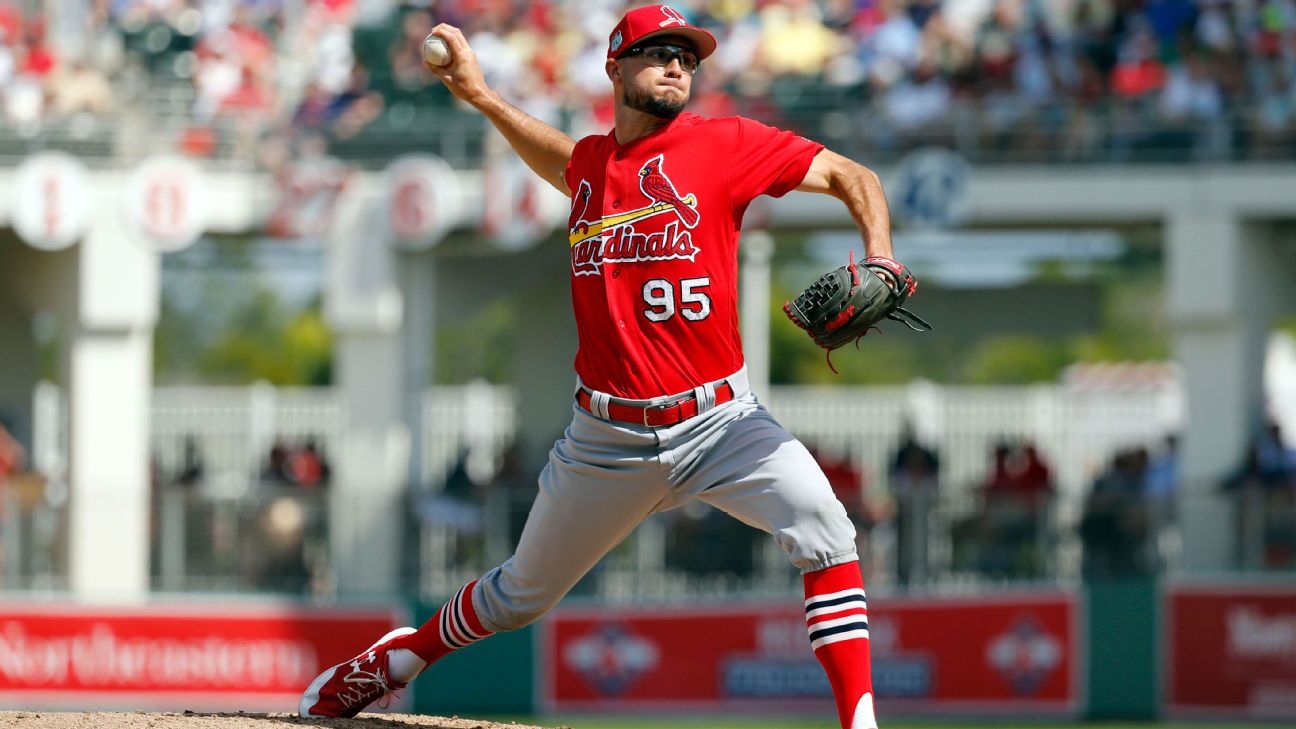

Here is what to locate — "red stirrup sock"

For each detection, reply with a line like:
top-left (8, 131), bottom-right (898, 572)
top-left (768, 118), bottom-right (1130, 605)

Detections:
top-left (804, 561), bottom-right (877, 729)
top-left (389, 579), bottom-right (494, 671)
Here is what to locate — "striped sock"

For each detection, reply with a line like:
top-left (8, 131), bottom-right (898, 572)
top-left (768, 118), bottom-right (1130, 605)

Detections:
top-left (804, 561), bottom-right (877, 729)
top-left (389, 580), bottom-right (494, 676)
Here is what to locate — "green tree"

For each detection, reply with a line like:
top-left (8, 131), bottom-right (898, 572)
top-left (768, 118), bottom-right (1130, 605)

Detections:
top-left (434, 297), bottom-right (517, 384)
top-left (959, 335), bottom-right (1070, 384)
top-left (155, 274), bottom-right (332, 385)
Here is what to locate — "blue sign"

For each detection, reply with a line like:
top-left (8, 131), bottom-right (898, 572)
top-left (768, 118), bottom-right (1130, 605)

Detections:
top-left (892, 148), bottom-right (972, 230)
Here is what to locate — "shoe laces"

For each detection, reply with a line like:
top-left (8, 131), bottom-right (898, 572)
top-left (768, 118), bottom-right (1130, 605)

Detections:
top-left (338, 664), bottom-right (401, 711)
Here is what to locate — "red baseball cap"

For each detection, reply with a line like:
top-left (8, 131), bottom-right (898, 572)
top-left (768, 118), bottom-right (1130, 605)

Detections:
top-left (607, 5), bottom-right (717, 61)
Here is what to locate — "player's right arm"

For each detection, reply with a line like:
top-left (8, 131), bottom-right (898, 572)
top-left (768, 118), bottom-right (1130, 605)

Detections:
top-left (426, 24), bottom-right (575, 197)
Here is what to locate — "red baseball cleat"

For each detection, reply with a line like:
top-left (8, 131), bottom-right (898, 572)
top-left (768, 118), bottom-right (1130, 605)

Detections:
top-left (299, 627), bottom-right (417, 718)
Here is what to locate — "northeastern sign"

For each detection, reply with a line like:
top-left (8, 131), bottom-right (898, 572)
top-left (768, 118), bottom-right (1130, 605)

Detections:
top-left (0, 603), bottom-right (404, 711)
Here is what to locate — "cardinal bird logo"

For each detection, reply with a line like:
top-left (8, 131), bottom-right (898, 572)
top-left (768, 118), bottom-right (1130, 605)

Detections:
top-left (659, 6), bottom-right (688, 27)
top-left (638, 155), bottom-right (699, 229)
top-left (568, 179), bottom-right (595, 234)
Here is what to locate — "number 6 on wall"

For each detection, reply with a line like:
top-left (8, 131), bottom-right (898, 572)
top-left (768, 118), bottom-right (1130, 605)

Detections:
top-left (643, 276), bottom-right (711, 322)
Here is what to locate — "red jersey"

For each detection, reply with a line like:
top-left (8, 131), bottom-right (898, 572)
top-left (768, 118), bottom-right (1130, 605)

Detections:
top-left (563, 113), bottom-right (823, 398)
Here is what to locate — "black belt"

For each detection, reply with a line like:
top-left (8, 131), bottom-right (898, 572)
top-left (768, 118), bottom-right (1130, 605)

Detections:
top-left (577, 383), bottom-right (735, 428)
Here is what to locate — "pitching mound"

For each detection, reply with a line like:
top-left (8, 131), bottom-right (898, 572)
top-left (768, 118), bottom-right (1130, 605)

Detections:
top-left (0, 713), bottom-right (564, 729)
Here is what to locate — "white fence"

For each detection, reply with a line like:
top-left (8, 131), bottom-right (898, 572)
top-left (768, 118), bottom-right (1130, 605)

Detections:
top-left (139, 384), bottom-right (517, 494)
top-left (11, 381), bottom-right (1183, 595)
top-left (27, 380), bottom-right (1182, 504)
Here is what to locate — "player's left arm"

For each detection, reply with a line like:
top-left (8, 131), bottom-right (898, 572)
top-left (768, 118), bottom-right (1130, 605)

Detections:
top-left (795, 149), bottom-right (894, 260)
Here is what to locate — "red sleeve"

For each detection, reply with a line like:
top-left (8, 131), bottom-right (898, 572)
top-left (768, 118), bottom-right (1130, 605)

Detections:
top-left (564, 136), bottom-right (598, 193)
top-left (727, 116), bottom-right (824, 207)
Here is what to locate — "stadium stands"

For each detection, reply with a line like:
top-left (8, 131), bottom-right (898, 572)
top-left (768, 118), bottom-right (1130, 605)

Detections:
top-left (2, 0), bottom-right (1294, 167)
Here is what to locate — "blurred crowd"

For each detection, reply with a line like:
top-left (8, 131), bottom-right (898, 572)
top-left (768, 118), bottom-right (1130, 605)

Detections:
top-left (6, 406), bottom-right (1296, 595)
top-left (144, 434), bottom-right (333, 593)
top-left (414, 418), bottom-right (1296, 589)
top-left (2, 0), bottom-right (1296, 163)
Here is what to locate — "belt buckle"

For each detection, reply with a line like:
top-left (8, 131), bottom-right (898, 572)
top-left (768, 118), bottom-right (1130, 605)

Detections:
top-left (643, 401), bottom-right (676, 428)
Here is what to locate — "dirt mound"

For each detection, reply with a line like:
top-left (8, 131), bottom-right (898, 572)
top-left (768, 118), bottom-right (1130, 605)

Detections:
top-left (0, 713), bottom-right (565, 729)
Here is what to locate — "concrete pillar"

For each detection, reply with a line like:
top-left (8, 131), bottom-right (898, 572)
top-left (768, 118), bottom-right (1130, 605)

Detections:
top-left (67, 214), bottom-right (158, 600)
top-left (333, 334), bottom-right (410, 597)
top-left (326, 192), bottom-right (409, 597)
top-left (402, 253), bottom-right (436, 489)
top-left (741, 231), bottom-right (774, 396)
top-left (1166, 213), bottom-right (1270, 572)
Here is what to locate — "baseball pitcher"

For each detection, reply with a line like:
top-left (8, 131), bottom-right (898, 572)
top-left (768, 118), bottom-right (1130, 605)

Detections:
top-left (302, 7), bottom-right (919, 728)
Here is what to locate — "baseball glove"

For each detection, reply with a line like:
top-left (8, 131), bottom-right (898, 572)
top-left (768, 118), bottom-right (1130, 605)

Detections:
top-left (783, 252), bottom-right (931, 372)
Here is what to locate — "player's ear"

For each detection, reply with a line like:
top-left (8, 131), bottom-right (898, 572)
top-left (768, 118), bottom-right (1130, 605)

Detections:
top-left (606, 58), bottom-right (620, 84)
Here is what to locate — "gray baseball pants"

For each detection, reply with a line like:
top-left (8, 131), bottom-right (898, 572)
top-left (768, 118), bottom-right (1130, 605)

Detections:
top-left (471, 367), bottom-right (858, 632)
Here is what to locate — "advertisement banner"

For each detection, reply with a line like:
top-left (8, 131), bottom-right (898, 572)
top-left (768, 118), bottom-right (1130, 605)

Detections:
top-left (541, 590), bottom-right (1079, 716)
top-left (1166, 584), bottom-right (1296, 719)
top-left (0, 603), bottom-right (403, 710)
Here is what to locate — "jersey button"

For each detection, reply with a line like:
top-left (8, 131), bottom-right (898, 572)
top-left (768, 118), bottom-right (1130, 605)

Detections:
top-left (612, 269), bottom-right (620, 278)
top-left (615, 152), bottom-right (625, 160)
top-left (612, 200), bottom-right (621, 209)
top-left (618, 320), bottom-right (625, 328)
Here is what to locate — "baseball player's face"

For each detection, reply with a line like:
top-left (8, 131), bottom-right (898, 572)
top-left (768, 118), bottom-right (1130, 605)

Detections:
top-left (613, 34), bottom-right (695, 119)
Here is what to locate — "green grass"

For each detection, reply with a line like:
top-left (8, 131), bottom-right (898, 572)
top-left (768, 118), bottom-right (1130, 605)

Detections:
top-left (482, 720), bottom-right (1262, 729)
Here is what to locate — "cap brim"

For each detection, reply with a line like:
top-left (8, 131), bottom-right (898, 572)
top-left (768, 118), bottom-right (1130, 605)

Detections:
top-left (626, 27), bottom-right (717, 60)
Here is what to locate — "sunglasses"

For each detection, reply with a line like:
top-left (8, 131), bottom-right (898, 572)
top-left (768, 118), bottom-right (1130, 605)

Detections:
top-left (623, 44), bottom-right (700, 73)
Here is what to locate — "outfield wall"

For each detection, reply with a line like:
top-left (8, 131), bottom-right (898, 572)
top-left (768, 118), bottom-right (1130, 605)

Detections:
top-left (1, 581), bottom-right (1292, 721)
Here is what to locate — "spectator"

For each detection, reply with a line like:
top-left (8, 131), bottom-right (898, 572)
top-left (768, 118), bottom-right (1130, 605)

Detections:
top-left (292, 80), bottom-right (336, 131)
top-left (1145, 433), bottom-right (1179, 502)
top-left (417, 450), bottom-right (484, 532)
top-left (1080, 448), bottom-right (1155, 579)
top-left (888, 423), bottom-right (940, 586)
top-left (1225, 421), bottom-right (1296, 569)
top-left (389, 8), bottom-right (437, 93)
top-left (175, 435), bottom-right (205, 487)
top-left (288, 437), bottom-right (331, 489)
top-left (1255, 421), bottom-right (1296, 481)
top-left (415, 449), bottom-right (490, 569)
top-left (978, 440), bottom-right (1054, 577)
top-left (863, 0), bottom-right (923, 90)
top-left (248, 495), bottom-right (312, 593)
top-left (329, 62), bottom-right (384, 138)
top-left (49, 59), bottom-right (114, 117)
top-left (816, 447), bottom-right (869, 525)
top-left (756, 0), bottom-right (839, 77)
top-left (262, 437), bottom-right (293, 484)
top-left (218, 65), bottom-right (273, 119)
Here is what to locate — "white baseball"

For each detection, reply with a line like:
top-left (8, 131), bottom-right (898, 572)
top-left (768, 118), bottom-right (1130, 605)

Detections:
top-left (423, 34), bottom-right (451, 67)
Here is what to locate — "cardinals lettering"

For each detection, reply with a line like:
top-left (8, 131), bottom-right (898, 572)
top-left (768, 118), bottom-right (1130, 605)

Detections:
top-left (571, 221), bottom-right (699, 275)
top-left (568, 156), bottom-right (703, 276)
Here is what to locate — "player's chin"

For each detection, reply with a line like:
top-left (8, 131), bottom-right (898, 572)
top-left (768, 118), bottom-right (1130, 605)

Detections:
top-left (654, 89), bottom-right (689, 110)
top-left (656, 84), bottom-right (688, 101)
